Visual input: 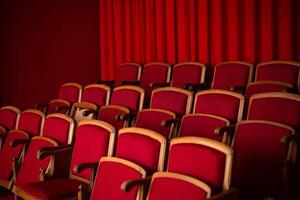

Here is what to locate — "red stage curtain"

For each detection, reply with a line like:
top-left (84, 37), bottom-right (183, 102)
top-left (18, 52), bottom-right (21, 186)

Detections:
top-left (99, 0), bottom-right (300, 81)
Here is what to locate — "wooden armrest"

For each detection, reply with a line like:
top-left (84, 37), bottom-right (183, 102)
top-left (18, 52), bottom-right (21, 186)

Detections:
top-left (96, 80), bottom-right (115, 87)
top-left (74, 162), bottom-right (99, 192)
top-left (83, 109), bottom-right (98, 117)
top-left (230, 85), bottom-right (246, 94)
top-left (121, 81), bottom-right (140, 86)
top-left (115, 112), bottom-right (136, 121)
top-left (208, 188), bottom-right (239, 200)
top-left (10, 138), bottom-right (31, 147)
top-left (186, 83), bottom-right (211, 91)
top-left (214, 125), bottom-right (236, 137)
top-left (74, 162), bottom-right (99, 174)
top-left (37, 144), bottom-right (73, 160)
top-left (161, 118), bottom-right (180, 127)
top-left (56, 105), bottom-right (71, 112)
top-left (121, 176), bottom-right (152, 192)
top-left (150, 82), bottom-right (170, 88)
top-left (0, 126), bottom-right (7, 134)
top-left (281, 134), bottom-right (300, 145)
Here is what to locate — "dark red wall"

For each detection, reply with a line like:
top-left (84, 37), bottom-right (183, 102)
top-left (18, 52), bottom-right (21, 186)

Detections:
top-left (0, 0), bottom-right (100, 110)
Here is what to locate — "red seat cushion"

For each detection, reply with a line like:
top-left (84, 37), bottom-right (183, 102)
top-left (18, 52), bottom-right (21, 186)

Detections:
top-left (16, 179), bottom-right (88, 200)
top-left (172, 64), bottom-right (204, 88)
top-left (0, 107), bottom-right (19, 130)
top-left (98, 106), bottom-right (129, 131)
top-left (17, 111), bottom-right (43, 137)
top-left (111, 88), bottom-right (142, 112)
top-left (81, 86), bottom-right (109, 107)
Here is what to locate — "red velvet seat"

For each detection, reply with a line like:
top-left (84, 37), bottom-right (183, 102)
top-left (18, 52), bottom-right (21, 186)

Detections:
top-left (13, 120), bottom-right (116, 200)
top-left (41, 113), bottom-right (75, 145)
top-left (87, 157), bottom-right (146, 200)
top-left (171, 62), bottom-right (206, 88)
top-left (115, 63), bottom-right (142, 86)
top-left (0, 106), bottom-right (20, 137)
top-left (140, 62), bottom-right (171, 98)
top-left (122, 137), bottom-right (234, 199)
top-left (116, 127), bottom-right (166, 173)
top-left (36, 82), bottom-right (82, 115)
top-left (70, 84), bottom-right (111, 122)
top-left (135, 109), bottom-right (176, 139)
top-left (146, 172), bottom-right (211, 200)
top-left (231, 120), bottom-right (295, 199)
top-left (95, 86), bottom-right (144, 131)
top-left (194, 89), bottom-right (244, 124)
top-left (0, 109), bottom-right (45, 190)
top-left (167, 137), bottom-right (233, 194)
top-left (212, 61), bottom-right (253, 90)
top-left (247, 92), bottom-right (300, 131)
top-left (178, 113), bottom-right (230, 143)
top-left (255, 61), bottom-right (300, 92)
top-left (151, 87), bottom-right (193, 117)
top-left (12, 137), bottom-right (58, 196)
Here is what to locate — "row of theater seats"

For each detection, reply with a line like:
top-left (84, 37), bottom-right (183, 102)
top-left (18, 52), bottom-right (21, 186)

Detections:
top-left (0, 60), bottom-right (299, 199)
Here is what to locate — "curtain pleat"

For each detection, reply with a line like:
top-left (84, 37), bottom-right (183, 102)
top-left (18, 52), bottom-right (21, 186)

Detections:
top-left (99, 0), bottom-right (300, 80)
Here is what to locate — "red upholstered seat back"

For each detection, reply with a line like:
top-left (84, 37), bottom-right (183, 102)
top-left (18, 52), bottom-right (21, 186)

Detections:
top-left (135, 109), bottom-right (175, 139)
top-left (116, 128), bottom-right (166, 173)
top-left (98, 105), bottom-right (130, 131)
top-left (58, 82), bottom-right (82, 103)
top-left (232, 120), bottom-right (294, 196)
top-left (42, 114), bottom-right (74, 144)
top-left (14, 136), bottom-right (58, 187)
top-left (168, 137), bottom-right (233, 193)
top-left (179, 114), bottom-right (229, 142)
top-left (0, 131), bottom-right (28, 184)
top-left (140, 62), bottom-right (171, 97)
top-left (151, 87), bottom-right (192, 116)
top-left (91, 157), bottom-right (145, 200)
top-left (171, 62), bottom-right (206, 88)
top-left (245, 81), bottom-right (293, 100)
top-left (70, 120), bottom-right (115, 180)
top-left (147, 172), bottom-right (211, 200)
top-left (0, 106), bottom-right (20, 130)
top-left (194, 89), bottom-right (244, 123)
top-left (248, 92), bottom-right (300, 131)
top-left (110, 86), bottom-right (144, 112)
top-left (255, 61), bottom-right (300, 89)
top-left (212, 62), bottom-right (253, 90)
top-left (81, 84), bottom-right (110, 107)
top-left (115, 63), bottom-right (142, 86)
top-left (17, 109), bottom-right (45, 137)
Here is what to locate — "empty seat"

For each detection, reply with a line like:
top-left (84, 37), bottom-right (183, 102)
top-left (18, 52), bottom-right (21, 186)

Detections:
top-left (81, 157), bottom-right (146, 200)
top-left (247, 92), bottom-right (300, 131)
top-left (135, 109), bottom-right (176, 139)
top-left (140, 62), bottom-right (171, 99)
top-left (0, 109), bottom-right (45, 190)
top-left (13, 120), bottom-right (116, 200)
top-left (116, 127), bottom-right (166, 173)
top-left (12, 136), bottom-right (58, 197)
top-left (255, 61), bottom-right (300, 92)
top-left (230, 120), bottom-right (295, 199)
top-left (194, 89), bottom-right (244, 123)
top-left (151, 87), bottom-right (193, 117)
top-left (122, 137), bottom-right (236, 199)
top-left (146, 172), bottom-right (211, 200)
top-left (35, 82), bottom-right (82, 115)
top-left (212, 61), bottom-right (253, 90)
top-left (0, 106), bottom-right (20, 136)
top-left (70, 84), bottom-right (110, 122)
top-left (178, 113), bottom-right (230, 143)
